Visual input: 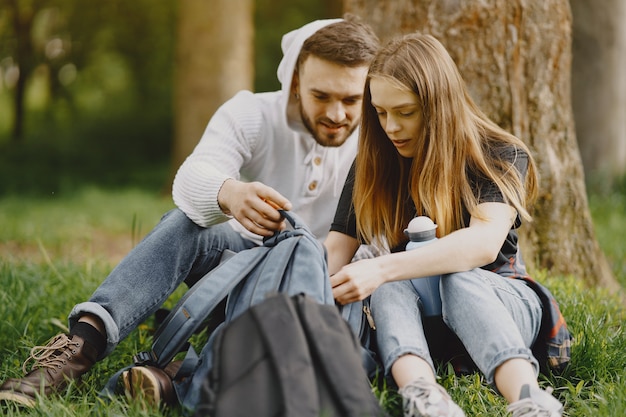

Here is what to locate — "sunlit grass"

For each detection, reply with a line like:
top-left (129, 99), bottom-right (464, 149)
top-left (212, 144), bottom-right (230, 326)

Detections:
top-left (0, 185), bottom-right (624, 416)
top-left (0, 187), bottom-right (171, 239)
top-left (589, 191), bottom-right (626, 288)
top-left (0, 187), bottom-right (174, 264)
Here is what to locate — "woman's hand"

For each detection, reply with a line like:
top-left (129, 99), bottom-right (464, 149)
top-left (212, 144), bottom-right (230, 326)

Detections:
top-left (331, 257), bottom-right (387, 304)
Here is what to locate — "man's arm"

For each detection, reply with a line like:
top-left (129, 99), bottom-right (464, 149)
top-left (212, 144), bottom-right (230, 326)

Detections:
top-left (172, 90), bottom-right (271, 229)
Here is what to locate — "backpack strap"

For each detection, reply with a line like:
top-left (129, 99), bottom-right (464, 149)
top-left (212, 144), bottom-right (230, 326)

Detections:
top-left (224, 234), bottom-right (302, 320)
top-left (243, 293), bottom-right (320, 417)
top-left (146, 209), bottom-right (309, 367)
top-left (101, 249), bottom-right (270, 400)
top-left (224, 210), bottom-right (332, 321)
top-left (520, 277), bottom-right (572, 374)
top-left (146, 246), bottom-right (271, 367)
top-left (102, 211), bottom-right (329, 403)
top-left (295, 294), bottom-right (386, 416)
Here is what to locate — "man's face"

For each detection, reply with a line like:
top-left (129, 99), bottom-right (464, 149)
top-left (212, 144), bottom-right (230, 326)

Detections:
top-left (294, 56), bottom-right (369, 147)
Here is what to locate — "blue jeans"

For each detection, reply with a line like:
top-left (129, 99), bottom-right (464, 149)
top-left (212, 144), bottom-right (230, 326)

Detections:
top-left (370, 268), bottom-right (542, 386)
top-left (68, 208), bottom-right (257, 358)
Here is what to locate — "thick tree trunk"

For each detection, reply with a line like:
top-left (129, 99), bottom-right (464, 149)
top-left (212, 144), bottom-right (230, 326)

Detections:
top-left (8, 0), bottom-right (37, 142)
top-left (171, 0), bottom-right (254, 180)
top-left (570, 0), bottom-right (626, 187)
top-left (344, 0), bottom-right (619, 292)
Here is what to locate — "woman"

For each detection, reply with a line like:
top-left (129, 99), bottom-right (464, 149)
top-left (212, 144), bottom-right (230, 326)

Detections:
top-left (325, 33), bottom-right (564, 417)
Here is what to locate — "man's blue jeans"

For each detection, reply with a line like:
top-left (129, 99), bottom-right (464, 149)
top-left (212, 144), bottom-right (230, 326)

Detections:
top-left (370, 268), bottom-right (542, 386)
top-left (68, 208), bottom-right (256, 358)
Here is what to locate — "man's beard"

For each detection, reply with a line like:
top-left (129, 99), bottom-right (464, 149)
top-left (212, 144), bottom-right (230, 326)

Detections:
top-left (300, 106), bottom-right (357, 147)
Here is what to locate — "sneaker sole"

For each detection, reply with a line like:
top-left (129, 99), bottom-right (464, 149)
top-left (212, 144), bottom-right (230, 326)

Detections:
top-left (122, 367), bottom-right (162, 406)
top-left (0, 391), bottom-right (36, 408)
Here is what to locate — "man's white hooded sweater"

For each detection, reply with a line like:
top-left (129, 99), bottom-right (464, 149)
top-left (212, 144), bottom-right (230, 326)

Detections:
top-left (172, 18), bottom-right (358, 244)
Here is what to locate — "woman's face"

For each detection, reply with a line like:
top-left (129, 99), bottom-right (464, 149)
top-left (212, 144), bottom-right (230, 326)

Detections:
top-left (369, 77), bottom-right (423, 158)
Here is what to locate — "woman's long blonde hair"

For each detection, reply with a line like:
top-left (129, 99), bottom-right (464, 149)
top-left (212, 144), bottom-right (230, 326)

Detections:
top-left (354, 33), bottom-right (538, 249)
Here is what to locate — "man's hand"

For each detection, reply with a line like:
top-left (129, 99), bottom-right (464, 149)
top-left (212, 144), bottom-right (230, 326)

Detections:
top-left (217, 179), bottom-right (292, 237)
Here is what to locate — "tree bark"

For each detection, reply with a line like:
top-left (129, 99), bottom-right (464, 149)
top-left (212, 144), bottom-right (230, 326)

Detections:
top-left (570, 0), bottom-right (626, 188)
top-left (7, 0), bottom-right (38, 142)
top-left (344, 0), bottom-right (619, 292)
top-left (171, 0), bottom-right (254, 180)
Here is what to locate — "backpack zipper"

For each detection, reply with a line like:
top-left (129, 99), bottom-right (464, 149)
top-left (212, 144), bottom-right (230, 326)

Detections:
top-left (363, 304), bottom-right (376, 330)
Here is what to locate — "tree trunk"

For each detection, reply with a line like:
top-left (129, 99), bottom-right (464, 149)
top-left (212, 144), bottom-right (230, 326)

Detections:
top-left (344, 0), bottom-right (619, 292)
top-left (570, 0), bottom-right (626, 189)
top-left (8, 0), bottom-right (37, 142)
top-left (171, 0), bottom-right (254, 181)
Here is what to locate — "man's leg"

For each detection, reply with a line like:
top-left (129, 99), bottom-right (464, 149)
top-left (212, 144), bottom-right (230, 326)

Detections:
top-left (0, 209), bottom-right (254, 406)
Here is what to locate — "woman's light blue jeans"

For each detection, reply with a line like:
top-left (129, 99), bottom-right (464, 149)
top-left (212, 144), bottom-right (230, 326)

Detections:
top-left (370, 268), bottom-right (542, 386)
top-left (68, 208), bottom-right (256, 358)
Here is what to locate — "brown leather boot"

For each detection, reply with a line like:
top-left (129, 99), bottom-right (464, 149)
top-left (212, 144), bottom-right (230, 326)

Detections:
top-left (121, 363), bottom-right (179, 407)
top-left (0, 334), bottom-right (98, 407)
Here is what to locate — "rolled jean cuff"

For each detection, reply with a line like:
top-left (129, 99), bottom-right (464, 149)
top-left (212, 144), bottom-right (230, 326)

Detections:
top-left (384, 345), bottom-right (436, 378)
top-left (69, 302), bottom-right (120, 359)
top-left (484, 347), bottom-right (538, 386)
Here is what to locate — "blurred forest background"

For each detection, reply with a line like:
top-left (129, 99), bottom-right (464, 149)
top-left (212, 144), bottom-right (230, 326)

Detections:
top-left (0, 0), bottom-right (343, 195)
top-left (1, 0), bottom-right (624, 194)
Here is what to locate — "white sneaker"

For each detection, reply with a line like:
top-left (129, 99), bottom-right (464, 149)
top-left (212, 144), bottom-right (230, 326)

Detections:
top-left (399, 378), bottom-right (466, 417)
top-left (507, 384), bottom-right (563, 417)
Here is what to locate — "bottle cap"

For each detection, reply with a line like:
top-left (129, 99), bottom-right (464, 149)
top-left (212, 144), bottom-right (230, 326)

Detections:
top-left (404, 216), bottom-right (437, 241)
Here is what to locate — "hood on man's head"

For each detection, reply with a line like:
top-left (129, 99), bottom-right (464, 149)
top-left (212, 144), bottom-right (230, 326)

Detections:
top-left (277, 18), bottom-right (343, 89)
top-left (276, 18), bottom-right (343, 118)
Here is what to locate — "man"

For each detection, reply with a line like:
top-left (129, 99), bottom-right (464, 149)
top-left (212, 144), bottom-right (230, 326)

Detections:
top-left (0, 16), bottom-right (379, 407)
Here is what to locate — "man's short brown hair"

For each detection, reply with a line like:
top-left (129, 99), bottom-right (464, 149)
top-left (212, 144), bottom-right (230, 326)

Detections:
top-left (297, 14), bottom-right (380, 70)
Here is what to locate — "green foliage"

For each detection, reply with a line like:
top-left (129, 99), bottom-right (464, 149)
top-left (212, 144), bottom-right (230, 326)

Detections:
top-left (0, 189), bottom-right (182, 416)
top-left (0, 107), bottom-right (172, 196)
top-left (0, 184), bottom-right (625, 416)
top-left (588, 174), bottom-right (626, 288)
top-left (0, 0), bottom-right (176, 141)
top-left (0, 0), bottom-right (342, 198)
top-left (0, 0), bottom-right (176, 196)
top-left (254, 0), bottom-right (342, 92)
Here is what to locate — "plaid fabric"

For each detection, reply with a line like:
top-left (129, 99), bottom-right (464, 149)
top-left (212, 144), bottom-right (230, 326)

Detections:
top-left (352, 244), bottom-right (388, 262)
top-left (493, 253), bottom-right (573, 375)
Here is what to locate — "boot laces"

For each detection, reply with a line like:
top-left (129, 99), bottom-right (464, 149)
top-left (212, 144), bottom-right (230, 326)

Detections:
top-left (22, 334), bottom-right (80, 374)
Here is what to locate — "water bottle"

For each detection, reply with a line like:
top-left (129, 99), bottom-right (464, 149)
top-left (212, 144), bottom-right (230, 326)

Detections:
top-left (405, 216), bottom-right (442, 317)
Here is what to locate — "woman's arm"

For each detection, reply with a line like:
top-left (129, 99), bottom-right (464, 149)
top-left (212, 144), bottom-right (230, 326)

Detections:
top-left (324, 231), bottom-right (361, 276)
top-left (331, 202), bottom-right (516, 304)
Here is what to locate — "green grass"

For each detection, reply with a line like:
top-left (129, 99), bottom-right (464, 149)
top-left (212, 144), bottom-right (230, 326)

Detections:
top-left (588, 190), bottom-right (626, 289)
top-left (0, 185), bottom-right (624, 416)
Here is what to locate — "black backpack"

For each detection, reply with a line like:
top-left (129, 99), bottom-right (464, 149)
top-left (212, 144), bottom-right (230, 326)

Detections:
top-left (193, 292), bottom-right (386, 417)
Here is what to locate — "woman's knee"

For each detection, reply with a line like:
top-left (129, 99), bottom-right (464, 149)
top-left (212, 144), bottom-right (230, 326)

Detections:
top-left (372, 280), bottom-right (413, 306)
top-left (440, 270), bottom-right (491, 325)
top-left (439, 271), bottom-right (470, 301)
